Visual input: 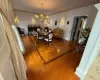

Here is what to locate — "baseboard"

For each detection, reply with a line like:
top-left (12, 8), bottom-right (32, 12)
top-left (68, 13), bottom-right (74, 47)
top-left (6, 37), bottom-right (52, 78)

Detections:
top-left (63, 37), bottom-right (70, 41)
top-left (75, 67), bottom-right (85, 80)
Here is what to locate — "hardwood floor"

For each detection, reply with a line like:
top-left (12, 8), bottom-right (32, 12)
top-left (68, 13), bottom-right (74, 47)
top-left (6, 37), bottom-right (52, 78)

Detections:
top-left (29, 36), bottom-right (76, 63)
top-left (22, 36), bottom-right (82, 80)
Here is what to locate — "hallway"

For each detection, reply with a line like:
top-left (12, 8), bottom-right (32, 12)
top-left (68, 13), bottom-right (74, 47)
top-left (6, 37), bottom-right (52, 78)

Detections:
top-left (22, 36), bottom-right (82, 80)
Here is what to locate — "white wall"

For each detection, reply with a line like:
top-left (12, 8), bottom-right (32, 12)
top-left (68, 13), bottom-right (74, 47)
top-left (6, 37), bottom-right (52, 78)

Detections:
top-left (48, 5), bottom-right (97, 40)
top-left (15, 11), bottom-right (45, 35)
top-left (15, 5), bottom-right (97, 39)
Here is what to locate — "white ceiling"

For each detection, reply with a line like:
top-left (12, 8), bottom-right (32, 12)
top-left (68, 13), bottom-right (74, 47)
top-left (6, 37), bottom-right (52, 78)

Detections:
top-left (12, 0), bottom-right (98, 14)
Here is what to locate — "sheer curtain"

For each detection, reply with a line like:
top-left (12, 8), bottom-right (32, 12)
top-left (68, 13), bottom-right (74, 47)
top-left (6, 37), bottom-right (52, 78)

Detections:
top-left (0, 0), bottom-right (27, 79)
top-left (0, 13), bottom-right (11, 80)
top-left (0, 73), bottom-right (4, 80)
top-left (0, 11), bottom-right (27, 80)
top-left (0, 0), bottom-right (14, 23)
top-left (12, 24), bottom-right (25, 53)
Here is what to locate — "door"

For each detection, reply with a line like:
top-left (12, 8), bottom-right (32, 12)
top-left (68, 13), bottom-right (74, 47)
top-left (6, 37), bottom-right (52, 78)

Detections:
top-left (74, 17), bottom-right (82, 41)
top-left (70, 17), bottom-right (79, 40)
top-left (70, 17), bottom-right (83, 41)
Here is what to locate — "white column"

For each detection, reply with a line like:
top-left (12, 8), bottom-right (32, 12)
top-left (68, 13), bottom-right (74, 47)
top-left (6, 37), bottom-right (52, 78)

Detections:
top-left (75, 3), bottom-right (100, 80)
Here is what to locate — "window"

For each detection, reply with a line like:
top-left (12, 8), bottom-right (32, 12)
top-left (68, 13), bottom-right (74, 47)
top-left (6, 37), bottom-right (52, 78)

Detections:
top-left (12, 24), bottom-right (25, 53)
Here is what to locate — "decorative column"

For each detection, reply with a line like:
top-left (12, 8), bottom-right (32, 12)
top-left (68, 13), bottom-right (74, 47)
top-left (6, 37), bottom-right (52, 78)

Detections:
top-left (75, 3), bottom-right (100, 80)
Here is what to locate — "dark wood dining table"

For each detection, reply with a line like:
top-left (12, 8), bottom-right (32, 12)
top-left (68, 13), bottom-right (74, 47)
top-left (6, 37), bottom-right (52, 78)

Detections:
top-left (38, 31), bottom-right (48, 36)
top-left (37, 31), bottom-right (49, 43)
top-left (37, 30), bottom-right (48, 39)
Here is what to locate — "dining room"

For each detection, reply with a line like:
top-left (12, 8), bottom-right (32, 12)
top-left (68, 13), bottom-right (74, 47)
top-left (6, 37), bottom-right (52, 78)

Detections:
top-left (12, 0), bottom-right (99, 79)
top-left (14, 3), bottom-right (93, 79)
top-left (23, 24), bottom-right (77, 64)
top-left (0, 0), bottom-right (100, 79)
top-left (14, 4), bottom-right (95, 79)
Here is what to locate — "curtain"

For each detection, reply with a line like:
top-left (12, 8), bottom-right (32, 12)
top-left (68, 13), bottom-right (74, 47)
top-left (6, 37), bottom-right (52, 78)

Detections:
top-left (5, 0), bottom-right (14, 23)
top-left (0, 0), bottom-right (7, 16)
top-left (12, 24), bottom-right (25, 53)
top-left (0, 0), bottom-right (27, 79)
top-left (0, 11), bottom-right (27, 80)
top-left (0, 73), bottom-right (4, 80)
top-left (0, 13), bottom-right (11, 80)
top-left (0, 0), bottom-right (14, 23)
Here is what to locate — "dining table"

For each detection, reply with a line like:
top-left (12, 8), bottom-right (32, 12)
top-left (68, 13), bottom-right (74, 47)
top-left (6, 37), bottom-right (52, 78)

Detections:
top-left (38, 31), bottom-right (48, 36)
top-left (36, 30), bottom-right (49, 43)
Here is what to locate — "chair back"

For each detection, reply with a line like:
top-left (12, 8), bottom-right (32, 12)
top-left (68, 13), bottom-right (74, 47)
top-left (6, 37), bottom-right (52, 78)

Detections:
top-left (28, 26), bottom-right (33, 32)
top-left (37, 28), bottom-right (41, 32)
top-left (44, 27), bottom-right (49, 32)
top-left (17, 27), bottom-right (21, 33)
top-left (44, 29), bottom-right (48, 32)
top-left (48, 33), bottom-right (53, 39)
top-left (17, 27), bottom-right (25, 35)
top-left (49, 29), bottom-right (52, 33)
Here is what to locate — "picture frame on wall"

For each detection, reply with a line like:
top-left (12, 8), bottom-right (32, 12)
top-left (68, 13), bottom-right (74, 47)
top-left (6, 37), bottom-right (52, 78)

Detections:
top-left (67, 21), bottom-right (70, 25)
top-left (55, 21), bottom-right (57, 25)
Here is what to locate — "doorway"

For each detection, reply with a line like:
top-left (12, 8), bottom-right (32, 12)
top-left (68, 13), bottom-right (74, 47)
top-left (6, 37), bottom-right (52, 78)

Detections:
top-left (70, 16), bottom-right (88, 43)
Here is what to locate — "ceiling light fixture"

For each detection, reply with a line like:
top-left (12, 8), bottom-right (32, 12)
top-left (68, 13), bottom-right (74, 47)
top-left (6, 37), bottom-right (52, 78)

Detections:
top-left (32, 18), bottom-right (36, 24)
top-left (35, 14), bottom-right (39, 18)
top-left (34, 2), bottom-right (49, 23)
top-left (14, 16), bottom-right (19, 23)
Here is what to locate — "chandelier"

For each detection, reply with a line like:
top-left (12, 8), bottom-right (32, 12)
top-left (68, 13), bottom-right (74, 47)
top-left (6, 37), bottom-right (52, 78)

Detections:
top-left (35, 14), bottom-right (49, 22)
top-left (34, 2), bottom-right (49, 23)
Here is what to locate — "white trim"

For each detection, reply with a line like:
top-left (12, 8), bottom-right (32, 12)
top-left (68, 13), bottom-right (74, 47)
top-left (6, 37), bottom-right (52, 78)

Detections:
top-left (95, 3), bottom-right (100, 10)
top-left (75, 67), bottom-right (85, 80)
top-left (84, 32), bottom-right (100, 74)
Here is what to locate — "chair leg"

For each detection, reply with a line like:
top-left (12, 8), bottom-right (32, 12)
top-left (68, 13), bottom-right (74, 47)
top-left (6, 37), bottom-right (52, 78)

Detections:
top-left (37, 36), bottom-right (39, 44)
top-left (48, 41), bottom-right (49, 46)
top-left (38, 39), bottom-right (39, 44)
top-left (50, 41), bottom-right (52, 46)
top-left (28, 31), bottom-right (30, 35)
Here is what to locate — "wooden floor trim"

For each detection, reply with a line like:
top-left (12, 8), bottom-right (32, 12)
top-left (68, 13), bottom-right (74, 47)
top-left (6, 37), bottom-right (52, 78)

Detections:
top-left (29, 36), bottom-right (45, 63)
top-left (29, 36), bottom-right (75, 64)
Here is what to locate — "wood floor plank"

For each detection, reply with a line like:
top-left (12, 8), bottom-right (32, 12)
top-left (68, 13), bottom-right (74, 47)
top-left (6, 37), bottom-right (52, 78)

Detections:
top-left (22, 36), bottom-right (81, 80)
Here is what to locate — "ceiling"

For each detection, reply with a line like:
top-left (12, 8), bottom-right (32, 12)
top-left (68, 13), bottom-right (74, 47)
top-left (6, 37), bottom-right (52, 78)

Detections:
top-left (12, 0), bottom-right (98, 14)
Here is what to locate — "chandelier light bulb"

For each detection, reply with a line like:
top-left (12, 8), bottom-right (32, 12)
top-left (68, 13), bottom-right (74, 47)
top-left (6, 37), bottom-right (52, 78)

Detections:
top-left (46, 16), bottom-right (49, 19)
top-left (40, 14), bottom-right (43, 17)
top-left (35, 14), bottom-right (39, 18)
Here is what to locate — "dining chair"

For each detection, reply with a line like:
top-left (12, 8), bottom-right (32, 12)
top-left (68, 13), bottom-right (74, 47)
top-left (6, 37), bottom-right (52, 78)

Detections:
top-left (37, 28), bottom-right (41, 32)
top-left (28, 25), bottom-right (33, 35)
top-left (44, 32), bottom-right (53, 46)
top-left (32, 26), bottom-right (37, 36)
top-left (36, 27), bottom-right (44, 43)
top-left (48, 29), bottom-right (52, 33)
top-left (33, 27), bottom-right (40, 37)
top-left (17, 27), bottom-right (25, 36)
top-left (44, 27), bottom-right (49, 32)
